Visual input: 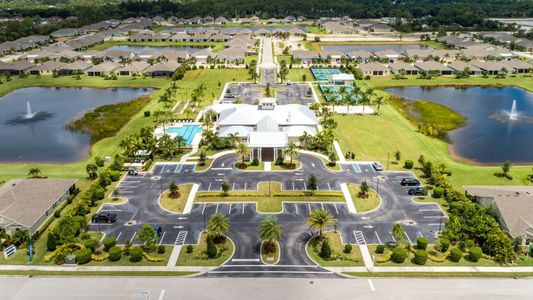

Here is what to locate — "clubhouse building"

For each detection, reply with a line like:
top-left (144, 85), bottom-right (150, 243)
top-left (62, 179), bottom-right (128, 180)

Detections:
top-left (203, 98), bottom-right (318, 161)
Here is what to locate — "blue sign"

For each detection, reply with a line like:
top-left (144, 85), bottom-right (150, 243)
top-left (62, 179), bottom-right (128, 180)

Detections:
top-left (29, 242), bottom-right (33, 262)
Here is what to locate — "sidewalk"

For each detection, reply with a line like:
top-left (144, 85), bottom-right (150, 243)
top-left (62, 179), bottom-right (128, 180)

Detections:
top-left (0, 265), bottom-right (215, 273)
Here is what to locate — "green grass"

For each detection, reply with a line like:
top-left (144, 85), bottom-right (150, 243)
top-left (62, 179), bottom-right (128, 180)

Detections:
top-left (422, 40), bottom-right (448, 50)
top-left (307, 232), bottom-right (364, 267)
top-left (260, 241), bottom-right (280, 265)
top-left (347, 183), bottom-right (381, 213)
top-left (287, 68), bottom-right (313, 82)
top-left (194, 159), bottom-right (214, 171)
top-left (277, 55), bottom-right (292, 65)
top-left (0, 270), bottom-right (197, 276)
top-left (344, 272), bottom-right (533, 278)
top-left (236, 161), bottom-right (265, 171)
top-left (306, 26), bottom-right (326, 34)
top-left (244, 55), bottom-right (258, 65)
top-left (176, 233), bottom-right (234, 266)
top-left (159, 184), bottom-right (193, 214)
top-left (271, 160), bottom-right (301, 171)
top-left (0, 69), bottom-right (250, 183)
top-left (195, 182), bottom-right (343, 213)
top-left (88, 40), bottom-right (225, 52)
top-left (68, 95), bottom-right (151, 143)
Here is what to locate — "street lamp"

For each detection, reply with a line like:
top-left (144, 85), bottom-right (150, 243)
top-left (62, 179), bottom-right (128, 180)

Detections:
top-left (386, 152), bottom-right (390, 170)
top-left (438, 212), bottom-right (443, 233)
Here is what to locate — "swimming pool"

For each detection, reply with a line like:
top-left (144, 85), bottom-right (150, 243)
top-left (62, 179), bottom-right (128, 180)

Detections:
top-left (311, 68), bottom-right (342, 82)
top-left (165, 124), bottom-right (203, 145)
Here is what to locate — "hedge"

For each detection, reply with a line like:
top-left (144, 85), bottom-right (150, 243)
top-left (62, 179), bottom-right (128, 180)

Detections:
top-left (469, 247), bottom-right (482, 262)
top-left (404, 160), bottom-right (414, 169)
top-left (450, 248), bottom-right (462, 262)
top-left (83, 239), bottom-right (98, 252)
top-left (76, 249), bottom-right (92, 264)
top-left (432, 187), bottom-right (444, 198)
top-left (103, 237), bottom-right (116, 251)
top-left (129, 246), bottom-right (143, 262)
top-left (91, 253), bottom-right (109, 262)
top-left (109, 246), bottom-right (122, 262)
top-left (143, 252), bottom-right (166, 262)
top-left (391, 247), bottom-right (407, 263)
top-left (416, 237), bottom-right (428, 250)
top-left (376, 244), bottom-right (386, 254)
top-left (414, 249), bottom-right (429, 265)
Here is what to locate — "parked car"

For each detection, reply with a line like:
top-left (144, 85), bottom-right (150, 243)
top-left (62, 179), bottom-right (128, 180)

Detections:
top-left (408, 187), bottom-right (427, 196)
top-left (128, 168), bottom-right (138, 176)
top-left (91, 212), bottom-right (117, 223)
top-left (372, 161), bottom-right (384, 171)
top-left (401, 178), bottom-right (420, 186)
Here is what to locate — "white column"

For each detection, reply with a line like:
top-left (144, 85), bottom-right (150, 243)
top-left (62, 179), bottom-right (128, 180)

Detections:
top-left (258, 148), bottom-right (262, 162)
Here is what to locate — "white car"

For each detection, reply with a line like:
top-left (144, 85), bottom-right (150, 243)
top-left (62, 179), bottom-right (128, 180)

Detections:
top-left (372, 162), bottom-right (384, 171)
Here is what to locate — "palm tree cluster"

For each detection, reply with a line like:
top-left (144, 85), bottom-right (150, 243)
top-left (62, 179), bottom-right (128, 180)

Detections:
top-left (323, 83), bottom-right (385, 115)
top-left (306, 208), bottom-right (336, 240)
top-left (119, 126), bottom-right (186, 161)
top-left (258, 216), bottom-right (282, 254)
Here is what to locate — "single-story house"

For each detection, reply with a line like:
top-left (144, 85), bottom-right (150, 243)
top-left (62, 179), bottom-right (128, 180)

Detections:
top-left (357, 62), bottom-right (390, 76)
top-left (118, 61), bottom-right (150, 76)
top-left (0, 60), bottom-right (35, 75)
top-left (87, 62), bottom-right (121, 76)
top-left (292, 50), bottom-right (320, 65)
top-left (501, 60), bottom-right (532, 74)
top-left (403, 49), bottom-right (433, 61)
top-left (464, 186), bottom-right (533, 239)
top-left (0, 179), bottom-right (77, 235)
top-left (414, 61), bottom-right (453, 75)
top-left (29, 61), bottom-right (67, 75)
top-left (60, 61), bottom-right (93, 75)
top-left (346, 50), bottom-right (372, 62)
top-left (469, 60), bottom-right (506, 75)
top-left (288, 28), bottom-right (306, 37)
top-left (447, 60), bottom-right (482, 75)
top-left (215, 16), bottom-right (228, 25)
top-left (191, 48), bottom-right (213, 64)
top-left (373, 50), bottom-right (402, 63)
top-left (388, 61), bottom-right (419, 75)
top-left (145, 61), bottom-right (181, 76)
top-left (255, 28), bottom-right (271, 36)
top-left (216, 47), bottom-right (245, 63)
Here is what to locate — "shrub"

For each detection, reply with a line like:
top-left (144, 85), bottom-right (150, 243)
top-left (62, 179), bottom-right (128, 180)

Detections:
top-left (103, 237), bottom-right (116, 252)
top-left (450, 248), bottom-right (462, 262)
top-left (206, 236), bottom-right (217, 258)
top-left (129, 246), bottom-right (143, 263)
top-left (414, 249), bottom-right (429, 265)
top-left (391, 247), bottom-right (407, 263)
top-left (108, 246), bottom-right (121, 262)
top-left (469, 247), bottom-right (482, 262)
top-left (376, 244), bottom-right (386, 254)
top-left (54, 210), bottom-right (61, 218)
top-left (416, 237), bottom-right (428, 250)
top-left (404, 160), bottom-right (414, 169)
top-left (144, 111), bottom-right (151, 117)
top-left (157, 245), bottom-right (166, 254)
top-left (432, 187), bottom-right (444, 198)
top-left (319, 240), bottom-right (332, 259)
top-left (47, 234), bottom-right (57, 251)
top-left (436, 238), bottom-right (451, 252)
top-left (109, 171), bottom-right (122, 182)
top-left (344, 244), bottom-right (353, 254)
top-left (186, 245), bottom-right (194, 253)
top-left (76, 248), bottom-right (92, 264)
top-left (251, 157), bottom-right (260, 166)
top-left (83, 239), bottom-right (98, 252)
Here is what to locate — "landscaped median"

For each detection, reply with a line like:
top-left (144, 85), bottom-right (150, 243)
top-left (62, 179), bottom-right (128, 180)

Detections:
top-left (195, 182), bottom-right (344, 213)
top-left (176, 232), bottom-right (234, 266)
top-left (306, 232), bottom-right (364, 267)
top-left (347, 183), bottom-right (381, 213)
top-left (260, 241), bottom-right (280, 265)
top-left (158, 183), bottom-right (194, 214)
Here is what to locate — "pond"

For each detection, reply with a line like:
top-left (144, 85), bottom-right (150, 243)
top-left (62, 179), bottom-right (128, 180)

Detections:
top-left (0, 87), bottom-right (154, 163)
top-left (107, 45), bottom-right (207, 53)
top-left (321, 43), bottom-right (432, 53)
top-left (385, 86), bottom-right (533, 164)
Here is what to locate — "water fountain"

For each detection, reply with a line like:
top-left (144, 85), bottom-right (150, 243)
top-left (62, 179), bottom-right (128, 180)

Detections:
top-left (23, 101), bottom-right (35, 119)
top-left (508, 100), bottom-right (518, 120)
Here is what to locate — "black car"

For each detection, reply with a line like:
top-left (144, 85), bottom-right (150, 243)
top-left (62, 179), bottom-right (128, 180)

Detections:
top-left (408, 187), bottom-right (427, 196)
top-left (401, 178), bottom-right (420, 186)
top-left (91, 212), bottom-right (117, 223)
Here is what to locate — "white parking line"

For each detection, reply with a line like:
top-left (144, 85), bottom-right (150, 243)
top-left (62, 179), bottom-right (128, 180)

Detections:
top-left (160, 165), bottom-right (167, 173)
top-left (419, 208), bottom-right (441, 212)
top-left (232, 182), bottom-right (235, 190)
top-left (368, 279), bottom-right (375, 292)
top-left (389, 232), bottom-right (396, 243)
top-left (374, 231), bottom-right (382, 244)
top-left (228, 203), bottom-right (232, 214)
top-left (242, 203), bottom-right (245, 214)
top-left (333, 203), bottom-right (338, 214)
top-left (208, 183), bottom-right (212, 191)
top-left (292, 182), bottom-right (295, 190)
top-left (217, 173), bottom-right (225, 176)
top-left (158, 289), bottom-right (166, 300)
top-left (307, 203), bottom-right (311, 214)
top-left (404, 232), bottom-right (413, 245)
top-left (159, 231), bottom-right (166, 245)
top-left (130, 232), bottom-right (137, 243)
top-left (116, 232), bottom-right (122, 241)
top-left (418, 231), bottom-right (423, 237)
top-left (321, 202), bottom-right (324, 210)
top-left (173, 164), bottom-right (180, 173)
top-left (327, 182), bottom-right (331, 191)
top-left (244, 182), bottom-right (247, 190)
top-left (295, 203), bottom-right (299, 214)
top-left (303, 182), bottom-right (307, 190)
top-left (215, 203), bottom-right (219, 213)
top-left (201, 203), bottom-right (206, 215)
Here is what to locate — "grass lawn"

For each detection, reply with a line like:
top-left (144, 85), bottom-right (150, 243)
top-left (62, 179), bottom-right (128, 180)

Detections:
top-left (88, 40), bottom-right (225, 52)
top-left (235, 161), bottom-right (265, 171)
top-left (0, 270), bottom-right (197, 276)
top-left (347, 183), bottom-right (381, 213)
top-left (176, 233), bottom-right (234, 266)
top-left (306, 26), bottom-right (326, 34)
top-left (244, 55), bottom-right (258, 65)
top-left (344, 272), bottom-right (533, 278)
top-left (260, 241), bottom-right (280, 265)
top-left (307, 232), bottom-right (364, 267)
top-left (277, 55), bottom-right (291, 65)
top-left (159, 184), bottom-right (193, 214)
top-left (195, 182), bottom-right (343, 213)
top-left (422, 40), bottom-right (448, 50)
top-left (194, 159), bottom-right (214, 171)
top-left (287, 68), bottom-right (313, 82)
top-left (271, 160), bottom-right (301, 171)
top-left (85, 246), bottom-right (172, 266)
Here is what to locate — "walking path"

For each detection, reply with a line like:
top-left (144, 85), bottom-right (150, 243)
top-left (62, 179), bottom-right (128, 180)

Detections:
top-left (167, 246), bottom-right (182, 267)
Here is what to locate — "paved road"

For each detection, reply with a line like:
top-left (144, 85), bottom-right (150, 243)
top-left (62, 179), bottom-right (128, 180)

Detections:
top-left (2, 276), bottom-right (533, 299)
top-left (260, 37), bottom-right (276, 85)
top-left (90, 153), bottom-right (444, 277)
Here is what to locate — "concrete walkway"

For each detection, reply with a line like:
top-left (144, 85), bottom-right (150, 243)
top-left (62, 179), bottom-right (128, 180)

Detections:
top-left (333, 141), bottom-right (345, 162)
top-left (0, 264), bottom-right (214, 273)
top-left (264, 162), bottom-right (271, 171)
top-left (167, 245), bottom-right (182, 267)
top-left (340, 183), bottom-right (357, 214)
top-left (182, 183), bottom-right (199, 214)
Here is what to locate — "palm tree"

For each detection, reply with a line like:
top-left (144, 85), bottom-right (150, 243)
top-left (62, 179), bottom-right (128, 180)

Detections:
top-left (208, 213), bottom-right (230, 242)
top-left (202, 109), bottom-right (216, 128)
top-left (373, 96), bottom-right (385, 114)
top-left (306, 208), bottom-right (336, 239)
top-left (176, 136), bottom-right (186, 153)
top-left (321, 106), bottom-right (332, 123)
top-left (298, 131), bottom-right (311, 149)
top-left (283, 142), bottom-right (299, 165)
top-left (226, 133), bottom-right (240, 148)
top-left (184, 107), bottom-right (193, 120)
top-left (258, 216), bottom-right (282, 253)
top-left (235, 143), bottom-right (249, 165)
top-left (359, 93), bottom-right (371, 114)
top-left (27, 167), bottom-right (42, 178)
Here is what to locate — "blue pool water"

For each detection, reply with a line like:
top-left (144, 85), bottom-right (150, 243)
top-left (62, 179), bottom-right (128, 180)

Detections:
top-left (311, 68), bottom-right (342, 82)
top-left (165, 125), bottom-right (203, 145)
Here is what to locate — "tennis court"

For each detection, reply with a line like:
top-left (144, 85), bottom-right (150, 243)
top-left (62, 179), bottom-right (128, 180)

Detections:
top-left (311, 68), bottom-right (342, 82)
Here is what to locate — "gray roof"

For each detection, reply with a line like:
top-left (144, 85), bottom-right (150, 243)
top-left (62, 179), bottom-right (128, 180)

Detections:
top-left (145, 61), bottom-right (181, 73)
top-left (118, 61), bottom-right (150, 72)
top-left (464, 186), bottom-right (533, 238)
top-left (0, 179), bottom-right (76, 228)
top-left (0, 60), bottom-right (35, 71)
top-left (357, 62), bottom-right (388, 72)
top-left (30, 60), bottom-right (67, 72)
top-left (88, 62), bottom-right (121, 73)
top-left (414, 61), bottom-right (451, 72)
top-left (388, 61), bottom-right (418, 71)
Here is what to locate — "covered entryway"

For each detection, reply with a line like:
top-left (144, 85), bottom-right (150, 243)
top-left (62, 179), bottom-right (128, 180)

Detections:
top-left (262, 148), bottom-right (274, 162)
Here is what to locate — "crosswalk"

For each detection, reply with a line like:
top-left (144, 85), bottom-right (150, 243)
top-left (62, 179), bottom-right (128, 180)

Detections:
top-left (175, 231), bottom-right (188, 245)
top-left (353, 230), bottom-right (367, 245)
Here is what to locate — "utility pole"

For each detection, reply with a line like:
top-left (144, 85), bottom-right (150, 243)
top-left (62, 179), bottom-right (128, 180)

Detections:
top-left (386, 152), bottom-right (390, 170)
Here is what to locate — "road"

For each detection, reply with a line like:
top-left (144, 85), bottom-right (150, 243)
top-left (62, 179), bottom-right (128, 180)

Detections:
top-left (2, 276), bottom-right (532, 299)
top-left (259, 37), bottom-right (276, 84)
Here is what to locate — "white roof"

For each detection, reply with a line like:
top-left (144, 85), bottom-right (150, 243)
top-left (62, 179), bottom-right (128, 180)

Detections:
top-left (219, 126), bottom-right (252, 138)
top-left (247, 132), bottom-right (288, 148)
top-left (282, 126), bottom-right (317, 137)
top-left (209, 104), bottom-right (318, 127)
top-left (331, 73), bottom-right (355, 81)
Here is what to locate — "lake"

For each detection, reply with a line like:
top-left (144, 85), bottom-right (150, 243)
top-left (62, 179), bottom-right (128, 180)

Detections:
top-left (321, 44), bottom-right (432, 53)
top-left (107, 45), bottom-right (207, 53)
top-left (0, 87), bottom-right (154, 163)
top-left (385, 86), bottom-right (533, 164)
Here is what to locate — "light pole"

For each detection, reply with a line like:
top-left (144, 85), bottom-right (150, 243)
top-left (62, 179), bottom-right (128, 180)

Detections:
top-left (386, 152), bottom-right (390, 170)
top-left (438, 212), bottom-right (443, 233)
top-left (376, 177), bottom-right (380, 195)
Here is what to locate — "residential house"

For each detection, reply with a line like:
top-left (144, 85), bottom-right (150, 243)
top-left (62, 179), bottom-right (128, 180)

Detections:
top-left (87, 62), bottom-right (121, 76)
top-left (292, 50), bottom-right (320, 65)
top-left (447, 60), bottom-right (482, 75)
top-left (0, 60), bottom-right (35, 75)
top-left (357, 62), bottom-right (390, 76)
top-left (414, 61), bottom-right (453, 75)
top-left (118, 61), bottom-right (150, 76)
top-left (29, 61), bottom-right (67, 75)
top-left (388, 61), bottom-right (418, 75)
top-left (145, 61), bottom-right (181, 76)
